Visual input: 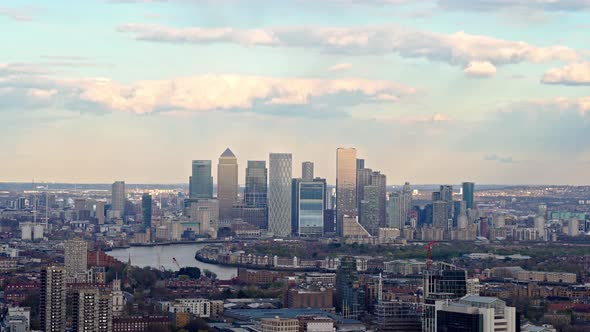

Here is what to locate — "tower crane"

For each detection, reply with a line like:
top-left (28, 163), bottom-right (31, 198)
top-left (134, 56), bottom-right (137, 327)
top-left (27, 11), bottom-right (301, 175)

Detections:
top-left (172, 257), bottom-right (181, 270)
top-left (426, 241), bottom-right (438, 270)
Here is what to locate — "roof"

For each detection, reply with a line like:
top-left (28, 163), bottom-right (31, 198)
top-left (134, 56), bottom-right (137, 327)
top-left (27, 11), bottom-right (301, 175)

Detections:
top-left (224, 308), bottom-right (359, 324)
top-left (220, 148), bottom-right (236, 158)
top-left (460, 295), bottom-right (501, 304)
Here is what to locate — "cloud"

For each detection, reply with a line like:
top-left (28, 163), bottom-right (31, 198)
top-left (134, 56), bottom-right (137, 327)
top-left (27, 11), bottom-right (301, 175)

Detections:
top-left (464, 61), bottom-right (497, 78)
top-left (484, 154), bottom-right (515, 163)
top-left (542, 62), bottom-right (590, 86)
top-left (118, 24), bottom-right (579, 76)
top-left (0, 70), bottom-right (418, 115)
top-left (438, 0), bottom-right (590, 12)
top-left (328, 63), bottom-right (353, 71)
top-left (117, 24), bottom-right (277, 45)
top-left (0, 7), bottom-right (33, 21)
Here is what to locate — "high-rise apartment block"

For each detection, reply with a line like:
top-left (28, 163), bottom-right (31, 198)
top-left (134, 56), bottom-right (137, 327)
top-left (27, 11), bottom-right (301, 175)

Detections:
top-left (64, 238), bottom-right (88, 282)
top-left (40, 265), bottom-right (66, 332)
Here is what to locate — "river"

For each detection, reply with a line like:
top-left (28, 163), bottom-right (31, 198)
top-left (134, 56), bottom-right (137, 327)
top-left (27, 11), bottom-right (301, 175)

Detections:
top-left (107, 243), bottom-right (237, 280)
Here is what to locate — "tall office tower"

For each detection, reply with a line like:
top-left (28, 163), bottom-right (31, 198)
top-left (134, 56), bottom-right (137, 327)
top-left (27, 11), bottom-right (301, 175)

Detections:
top-left (141, 193), bottom-right (152, 230)
top-left (432, 191), bottom-right (441, 201)
top-left (268, 153), bottom-right (292, 237)
top-left (72, 288), bottom-right (112, 332)
top-left (356, 159), bottom-right (365, 171)
top-left (111, 181), bottom-right (125, 216)
top-left (452, 200), bottom-right (467, 228)
top-left (439, 185), bottom-right (454, 221)
top-left (535, 216), bottom-right (546, 240)
top-left (461, 182), bottom-right (475, 210)
top-left (40, 266), bottom-right (66, 332)
top-left (360, 185), bottom-right (380, 235)
top-left (356, 168), bottom-right (373, 222)
top-left (423, 268), bottom-right (468, 332)
top-left (296, 179), bottom-right (326, 237)
top-left (337, 148), bottom-right (358, 236)
top-left (95, 201), bottom-right (105, 225)
top-left (337, 256), bottom-right (365, 319)
top-left (302, 161), bottom-right (314, 181)
top-left (371, 171), bottom-right (387, 227)
top-left (217, 148), bottom-right (238, 221)
top-left (291, 178), bottom-right (301, 235)
top-left (245, 161), bottom-right (268, 208)
top-left (189, 160), bottom-right (213, 199)
top-left (401, 182), bottom-right (413, 227)
top-left (387, 192), bottom-right (403, 229)
top-left (64, 238), bottom-right (88, 282)
top-left (432, 201), bottom-right (448, 229)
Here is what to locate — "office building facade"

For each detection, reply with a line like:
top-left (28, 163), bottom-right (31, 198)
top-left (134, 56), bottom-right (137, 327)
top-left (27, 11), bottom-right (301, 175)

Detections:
top-left (302, 161), bottom-right (314, 181)
top-left (336, 148), bottom-right (357, 236)
top-left (217, 148), bottom-right (238, 221)
top-left (462, 182), bottom-right (475, 210)
top-left (269, 153), bottom-right (292, 237)
top-left (189, 160), bottom-right (213, 199)
top-left (297, 180), bottom-right (326, 237)
top-left (111, 181), bottom-right (125, 217)
top-left (141, 193), bottom-right (152, 230)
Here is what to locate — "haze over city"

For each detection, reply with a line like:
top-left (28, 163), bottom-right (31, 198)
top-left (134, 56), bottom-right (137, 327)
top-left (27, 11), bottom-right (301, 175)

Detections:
top-left (2, 0), bottom-right (590, 184)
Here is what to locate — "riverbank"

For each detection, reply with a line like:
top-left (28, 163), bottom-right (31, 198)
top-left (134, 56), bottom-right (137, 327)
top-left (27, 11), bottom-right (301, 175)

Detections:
top-left (106, 243), bottom-right (237, 279)
top-left (106, 239), bottom-right (234, 251)
top-left (194, 251), bottom-right (322, 272)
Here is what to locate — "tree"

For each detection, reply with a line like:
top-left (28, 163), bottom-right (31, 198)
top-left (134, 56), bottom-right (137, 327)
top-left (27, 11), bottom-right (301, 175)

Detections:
top-left (177, 267), bottom-right (201, 279)
top-left (203, 269), bottom-right (217, 280)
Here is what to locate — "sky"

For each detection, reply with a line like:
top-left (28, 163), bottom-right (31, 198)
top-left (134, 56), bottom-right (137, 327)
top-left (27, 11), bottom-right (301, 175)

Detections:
top-left (1, 0), bottom-right (589, 185)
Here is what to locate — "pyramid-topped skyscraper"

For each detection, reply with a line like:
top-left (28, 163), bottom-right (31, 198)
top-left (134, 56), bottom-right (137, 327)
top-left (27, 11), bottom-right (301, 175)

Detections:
top-left (217, 148), bottom-right (238, 222)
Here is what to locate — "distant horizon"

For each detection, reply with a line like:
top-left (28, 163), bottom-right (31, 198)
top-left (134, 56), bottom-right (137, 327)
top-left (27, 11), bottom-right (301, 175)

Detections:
top-left (1, 181), bottom-right (587, 188)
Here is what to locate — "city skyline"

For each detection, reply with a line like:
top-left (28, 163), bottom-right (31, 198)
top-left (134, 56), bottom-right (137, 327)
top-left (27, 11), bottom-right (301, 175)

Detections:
top-left (1, 1), bottom-right (590, 184)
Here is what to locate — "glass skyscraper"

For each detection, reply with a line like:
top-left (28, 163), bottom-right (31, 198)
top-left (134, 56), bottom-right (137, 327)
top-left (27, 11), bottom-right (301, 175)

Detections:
top-left (269, 153), bottom-right (292, 237)
top-left (297, 180), bottom-right (325, 237)
top-left (141, 193), bottom-right (152, 230)
top-left (462, 182), bottom-right (475, 210)
top-left (189, 160), bottom-right (213, 199)
top-left (336, 148), bottom-right (357, 236)
top-left (245, 160), bottom-right (268, 208)
top-left (111, 181), bottom-right (125, 215)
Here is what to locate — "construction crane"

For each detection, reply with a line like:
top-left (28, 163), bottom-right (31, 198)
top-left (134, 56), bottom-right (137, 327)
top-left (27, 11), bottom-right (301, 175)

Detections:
top-left (172, 257), bottom-right (181, 270)
top-left (426, 241), bottom-right (438, 270)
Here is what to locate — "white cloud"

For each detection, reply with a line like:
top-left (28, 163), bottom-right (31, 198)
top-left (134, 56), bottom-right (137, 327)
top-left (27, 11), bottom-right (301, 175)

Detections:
top-left (438, 0), bottom-right (590, 12)
top-left (0, 71), bottom-right (418, 114)
top-left (542, 62), bottom-right (590, 86)
top-left (464, 61), bottom-right (497, 78)
top-left (328, 63), bottom-right (353, 71)
top-left (117, 24), bottom-right (277, 46)
top-left (500, 97), bottom-right (590, 115)
top-left (118, 24), bottom-right (579, 74)
top-left (0, 7), bottom-right (32, 21)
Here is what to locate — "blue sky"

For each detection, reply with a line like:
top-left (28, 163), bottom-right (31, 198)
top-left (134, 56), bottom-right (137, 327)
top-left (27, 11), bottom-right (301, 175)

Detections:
top-left (1, 0), bottom-right (589, 184)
